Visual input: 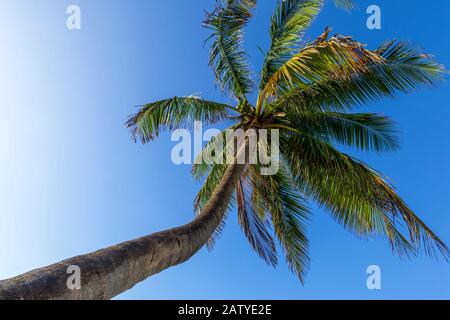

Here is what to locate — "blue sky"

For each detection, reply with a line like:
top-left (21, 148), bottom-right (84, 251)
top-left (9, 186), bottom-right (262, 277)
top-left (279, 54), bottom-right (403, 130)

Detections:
top-left (0, 0), bottom-right (449, 299)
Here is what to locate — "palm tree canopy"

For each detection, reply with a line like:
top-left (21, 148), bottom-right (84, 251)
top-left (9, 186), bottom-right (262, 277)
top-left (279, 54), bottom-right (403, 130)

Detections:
top-left (127, 0), bottom-right (449, 283)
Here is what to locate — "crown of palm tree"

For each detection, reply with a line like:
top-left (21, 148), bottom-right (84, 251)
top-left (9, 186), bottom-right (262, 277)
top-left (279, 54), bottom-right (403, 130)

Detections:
top-left (126, 0), bottom-right (449, 283)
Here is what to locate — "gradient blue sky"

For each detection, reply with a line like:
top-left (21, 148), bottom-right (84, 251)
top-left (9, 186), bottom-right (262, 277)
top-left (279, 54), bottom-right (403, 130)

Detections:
top-left (0, 0), bottom-right (449, 299)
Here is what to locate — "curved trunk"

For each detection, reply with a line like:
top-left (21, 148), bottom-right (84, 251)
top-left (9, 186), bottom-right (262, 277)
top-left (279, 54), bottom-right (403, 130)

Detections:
top-left (0, 162), bottom-right (246, 300)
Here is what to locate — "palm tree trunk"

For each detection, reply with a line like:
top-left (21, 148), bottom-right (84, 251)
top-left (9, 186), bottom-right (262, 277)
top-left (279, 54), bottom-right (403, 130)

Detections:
top-left (0, 162), bottom-right (246, 300)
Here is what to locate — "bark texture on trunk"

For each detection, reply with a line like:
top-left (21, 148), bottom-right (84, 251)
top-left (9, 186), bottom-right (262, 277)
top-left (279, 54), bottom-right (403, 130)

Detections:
top-left (0, 163), bottom-right (246, 300)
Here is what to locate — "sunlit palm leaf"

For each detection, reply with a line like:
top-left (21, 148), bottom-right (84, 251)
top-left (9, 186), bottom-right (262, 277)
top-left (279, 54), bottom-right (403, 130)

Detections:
top-left (259, 0), bottom-right (324, 94)
top-left (261, 32), bottom-right (385, 106)
top-left (269, 40), bottom-right (445, 113)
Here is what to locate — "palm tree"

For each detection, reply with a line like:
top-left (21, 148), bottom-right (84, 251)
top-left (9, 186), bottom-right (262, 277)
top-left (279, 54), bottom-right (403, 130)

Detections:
top-left (1, 0), bottom-right (448, 300)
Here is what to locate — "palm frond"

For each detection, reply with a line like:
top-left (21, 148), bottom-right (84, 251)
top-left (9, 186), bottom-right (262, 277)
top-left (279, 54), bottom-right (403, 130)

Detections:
top-left (286, 111), bottom-right (400, 152)
top-left (260, 32), bottom-right (385, 107)
top-left (269, 40), bottom-right (445, 113)
top-left (281, 132), bottom-right (450, 260)
top-left (259, 0), bottom-right (324, 96)
top-left (126, 97), bottom-right (230, 143)
top-left (204, 1), bottom-right (255, 100)
top-left (236, 178), bottom-right (278, 266)
top-left (247, 164), bottom-right (311, 283)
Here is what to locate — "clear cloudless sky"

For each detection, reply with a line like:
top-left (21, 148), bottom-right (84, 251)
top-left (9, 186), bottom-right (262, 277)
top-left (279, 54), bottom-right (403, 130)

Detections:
top-left (0, 0), bottom-right (449, 299)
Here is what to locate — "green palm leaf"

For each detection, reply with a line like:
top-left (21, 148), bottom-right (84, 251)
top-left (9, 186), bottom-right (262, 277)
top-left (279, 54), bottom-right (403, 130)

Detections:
top-left (126, 96), bottom-right (230, 143)
top-left (204, 1), bottom-right (255, 100)
top-left (247, 164), bottom-right (311, 282)
top-left (285, 111), bottom-right (400, 152)
top-left (260, 32), bottom-right (385, 108)
top-left (281, 132), bottom-right (449, 259)
top-left (236, 178), bottom-right (278, 266)
top-left (259, 0), bottom-right (324, 94)
top-left (269, 40), bottom-right (445, 113)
